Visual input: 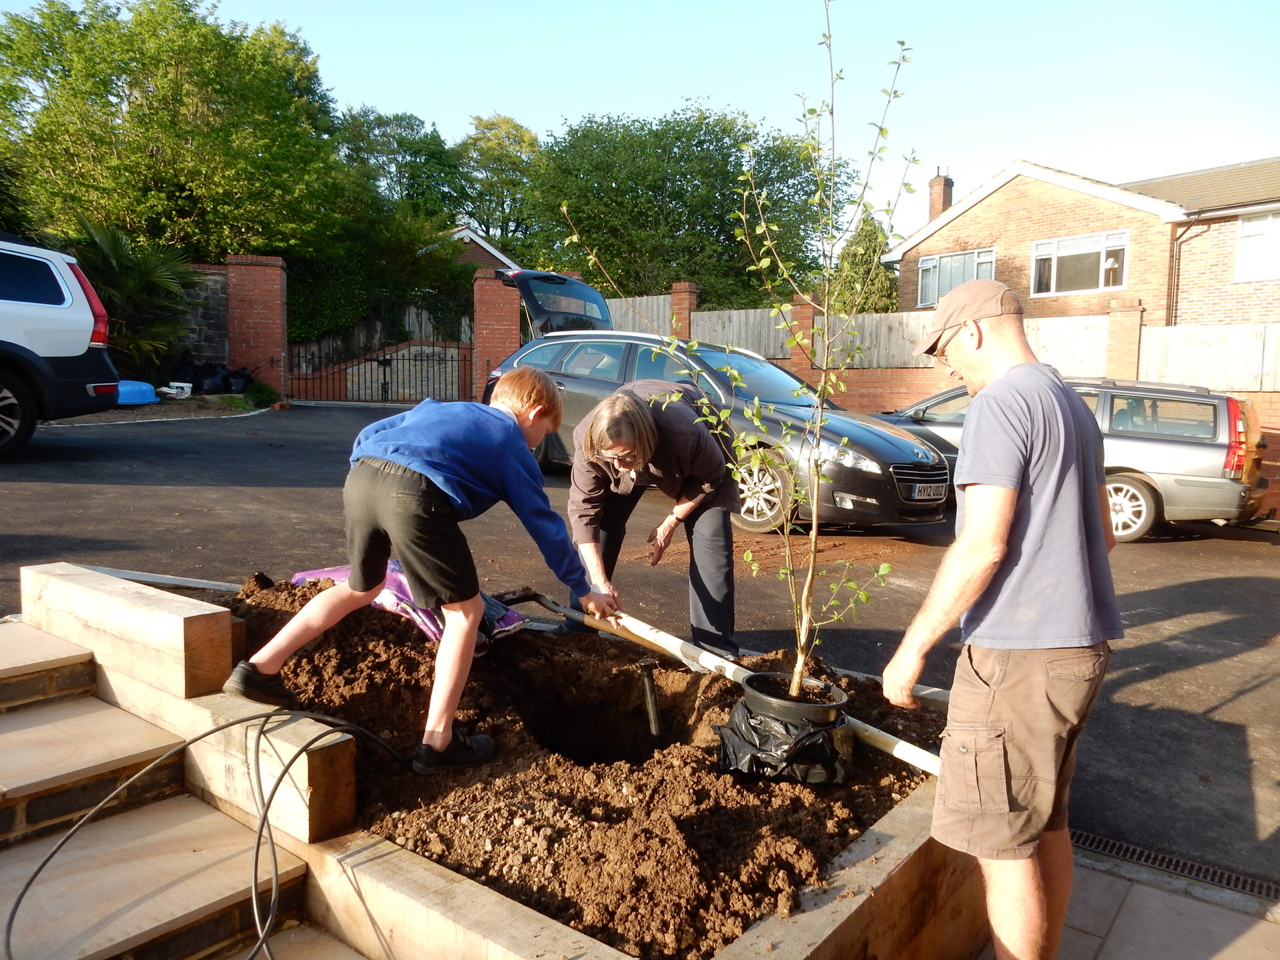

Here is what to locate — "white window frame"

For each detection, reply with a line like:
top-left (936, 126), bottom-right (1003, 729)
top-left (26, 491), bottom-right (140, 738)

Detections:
top-left (1029, 230), bottom-right (1129, 297)
top-left (917, 247), bottom-right (995, 307)
top-left (1234, 211), bottom-right (1280, 283)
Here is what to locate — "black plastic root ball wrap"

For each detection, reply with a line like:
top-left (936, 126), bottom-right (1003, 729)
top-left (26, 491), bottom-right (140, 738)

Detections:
top-left (715, 697), bottom-right (856, 785)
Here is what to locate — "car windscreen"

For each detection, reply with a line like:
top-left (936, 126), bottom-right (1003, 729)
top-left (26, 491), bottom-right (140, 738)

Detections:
top-left (692, 348), bottom-right (818, 407)
top-left (523, 277), bottom-right (608, 322)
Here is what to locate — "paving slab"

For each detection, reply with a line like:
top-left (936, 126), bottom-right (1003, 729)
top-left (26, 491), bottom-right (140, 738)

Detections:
top-left (0, 621), bottom-right (90, 678)
top-left (1096, 883), bottom-right (1280, 960)
top-left (0, 696), bottom-right (180, 800)
top-left (0, 794), bottom-right (305, 960)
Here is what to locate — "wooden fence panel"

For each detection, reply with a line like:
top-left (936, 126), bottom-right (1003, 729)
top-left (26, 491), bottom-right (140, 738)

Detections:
top-left (1024, 316), bottom-right (1108, 378)
top-left (691, 308), bottom-right (785, 357)
top-left (607, 296), bottom-right (672, 335)
top-left (1140, 322), bottom-right (1279, 392)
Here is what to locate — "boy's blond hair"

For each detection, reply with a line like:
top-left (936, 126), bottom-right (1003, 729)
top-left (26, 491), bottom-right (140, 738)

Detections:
top-left (490, 366), bottom-right (563, 429)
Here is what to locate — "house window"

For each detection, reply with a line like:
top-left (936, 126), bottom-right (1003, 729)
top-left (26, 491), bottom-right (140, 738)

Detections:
top-left (1031, 231), bottom-right (1128, 295)
top-left (1235, 212), bottom-right (1280, 282)
top-left (917, 248), bottom-right (995, 307)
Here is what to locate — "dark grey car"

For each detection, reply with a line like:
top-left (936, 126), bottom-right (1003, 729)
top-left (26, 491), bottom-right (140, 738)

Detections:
top-left (484, 331), bottom-right (950, 532)
top-left (873, 378), bottom-right (1270, 541)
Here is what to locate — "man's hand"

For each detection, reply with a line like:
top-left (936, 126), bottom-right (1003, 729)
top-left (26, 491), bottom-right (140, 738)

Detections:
top-left (579, 589), bottom-right (619, 621)
top-left (881, 646), bottom-right (926, 709)
top-left (647, 516), bottom-right (679, 566)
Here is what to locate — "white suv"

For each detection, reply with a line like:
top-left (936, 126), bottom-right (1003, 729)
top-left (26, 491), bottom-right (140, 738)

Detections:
top-left (0, 233), bottom-right (119, 459)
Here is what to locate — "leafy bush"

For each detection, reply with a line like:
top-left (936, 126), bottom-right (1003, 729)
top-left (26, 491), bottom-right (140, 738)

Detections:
top-left (244, 381), bottom-right (282, 408)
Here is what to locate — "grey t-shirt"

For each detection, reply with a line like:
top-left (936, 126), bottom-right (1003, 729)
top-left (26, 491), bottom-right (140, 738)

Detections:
top-left (955, 363), bottom-right (1123, 648)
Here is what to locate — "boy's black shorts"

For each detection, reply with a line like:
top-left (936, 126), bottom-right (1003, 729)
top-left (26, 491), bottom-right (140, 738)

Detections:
top-left (343, 458), bottom-right (479, 609)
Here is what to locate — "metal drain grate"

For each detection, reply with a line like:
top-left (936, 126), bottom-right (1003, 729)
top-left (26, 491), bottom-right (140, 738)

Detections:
top-left (1070, 830), bottom-right (1280, 901)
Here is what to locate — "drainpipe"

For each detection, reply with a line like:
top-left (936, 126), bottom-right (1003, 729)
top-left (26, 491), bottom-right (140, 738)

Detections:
top-left (1168, 209), bottom-right (1205, 326)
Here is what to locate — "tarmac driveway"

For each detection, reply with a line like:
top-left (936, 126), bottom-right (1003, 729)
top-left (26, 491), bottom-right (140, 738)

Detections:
top-left (2, 403), bottom-right (1278, 886)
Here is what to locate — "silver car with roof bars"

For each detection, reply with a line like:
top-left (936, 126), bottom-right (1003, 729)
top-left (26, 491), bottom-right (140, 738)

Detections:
top-left (874, 377), bottom-right (1270, 541)
top-left (484, 330), bottom-right (949, 533)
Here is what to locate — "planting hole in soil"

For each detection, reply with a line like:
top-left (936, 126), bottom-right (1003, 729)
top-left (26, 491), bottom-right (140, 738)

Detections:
top-left (219, 574), bottom-right (944, 960)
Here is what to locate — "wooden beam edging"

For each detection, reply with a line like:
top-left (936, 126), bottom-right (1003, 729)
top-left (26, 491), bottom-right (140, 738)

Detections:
top-left (19, 562), bottom-right (355, 844)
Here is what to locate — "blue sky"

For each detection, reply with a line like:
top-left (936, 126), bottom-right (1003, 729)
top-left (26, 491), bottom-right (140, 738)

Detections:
top-left (3, 0), bottom-right (1278, 234)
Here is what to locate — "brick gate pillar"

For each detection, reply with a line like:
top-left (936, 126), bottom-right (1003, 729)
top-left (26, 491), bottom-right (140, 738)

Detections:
top-left (473, 271), bottom-right (522, 401)
top-left (1106, 296), bottom-right (1145, 381)
top-left (225, 256), bottom-right (288, 395)
top-left (778, 295), bottom-right (818, 387)
top-left (670, 282), bottom-right (699, 339)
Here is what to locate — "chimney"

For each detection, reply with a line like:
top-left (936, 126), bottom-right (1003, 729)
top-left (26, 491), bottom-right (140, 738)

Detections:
top-left (929, 169), bottom-right (954, 220)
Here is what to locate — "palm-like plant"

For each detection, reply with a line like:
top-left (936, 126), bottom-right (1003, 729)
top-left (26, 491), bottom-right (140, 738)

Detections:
top-left (68, 216), bottom-right (204, 380)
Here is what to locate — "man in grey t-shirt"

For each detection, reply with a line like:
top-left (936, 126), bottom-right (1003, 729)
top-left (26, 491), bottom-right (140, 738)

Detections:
top-left (882, 279), bottom-right (1121, 960)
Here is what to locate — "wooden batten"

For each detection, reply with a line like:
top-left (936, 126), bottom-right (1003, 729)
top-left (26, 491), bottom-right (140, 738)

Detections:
top-left (20, 562), bottom-right (232, 698)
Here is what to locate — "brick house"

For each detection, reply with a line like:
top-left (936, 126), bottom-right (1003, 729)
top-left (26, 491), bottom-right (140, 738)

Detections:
top-left (884, 156), bottom-right (1280, 327)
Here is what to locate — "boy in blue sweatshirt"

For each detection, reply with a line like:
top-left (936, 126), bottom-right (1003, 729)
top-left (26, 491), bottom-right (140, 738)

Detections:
top-left (224, 367), bottom-right (618, 772)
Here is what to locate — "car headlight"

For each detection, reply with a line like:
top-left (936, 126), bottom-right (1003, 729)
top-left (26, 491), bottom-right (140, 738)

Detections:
top-left (815, 439), bottom-right (882, 474)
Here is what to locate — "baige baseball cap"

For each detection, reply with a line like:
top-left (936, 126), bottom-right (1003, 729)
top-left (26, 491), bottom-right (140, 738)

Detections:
top-left (913, 278), bottom-right (1023, 356)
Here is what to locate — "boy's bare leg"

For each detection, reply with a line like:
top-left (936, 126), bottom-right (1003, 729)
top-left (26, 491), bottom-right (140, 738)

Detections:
top-left (422, 592), bottom-right (485, 751)
top-left (250, 580), bottom-right (385, 674)
top-left (980, 854), bottom-right (1047, 959)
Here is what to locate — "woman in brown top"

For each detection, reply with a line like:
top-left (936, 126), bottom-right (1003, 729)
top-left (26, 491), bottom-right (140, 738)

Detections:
top-left (567, 380), bottom-right (741, 658)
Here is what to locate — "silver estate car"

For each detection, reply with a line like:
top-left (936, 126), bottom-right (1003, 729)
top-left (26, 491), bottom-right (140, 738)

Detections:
top-left (873, 378), bottom-right (1270, 541)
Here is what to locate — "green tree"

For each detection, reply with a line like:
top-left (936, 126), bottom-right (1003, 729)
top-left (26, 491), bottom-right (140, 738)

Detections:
top-left (0, 0), bottom-right (344, 261)
top-left (335, 107), bottom-right (465, 221)
top-left (67, 216), bottom-right (203, 380)
top-left (527, 105), bottom-right (837, 309)
top-left (832, 214), bottom-right (898, 315)
top-left (457, 114), bottom-right (540, 246)
top-left (0, 146), bottom-right (34, 236)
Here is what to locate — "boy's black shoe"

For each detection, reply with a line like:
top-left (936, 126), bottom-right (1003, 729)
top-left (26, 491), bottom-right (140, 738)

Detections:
top-left (412, 729), bottom-right (496, 774)
top-left (223, 661), bottom-right (297, 707)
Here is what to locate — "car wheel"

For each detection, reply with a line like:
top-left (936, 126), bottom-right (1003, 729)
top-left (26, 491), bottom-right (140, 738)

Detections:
top-left (732, 447), bottom-right (793, 533)
top-left (0, 369), bottom-right (37, 461)
top-left (1107, 474), bottom-right (1159, 542)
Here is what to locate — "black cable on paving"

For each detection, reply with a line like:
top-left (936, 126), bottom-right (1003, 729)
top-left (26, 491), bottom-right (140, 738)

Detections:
top-left (1070, 829), bottom-right (1280, 901)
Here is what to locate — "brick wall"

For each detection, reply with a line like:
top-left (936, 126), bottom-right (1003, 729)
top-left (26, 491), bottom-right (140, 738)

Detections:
top-left (472, 272), bottom-right (522, 400)
top-left (224, 256), bottom-right (287, 394)
top-left (898, 175), bottom-right (1174, 324)
top-left (1169, 216), bottom-right (1280, 324)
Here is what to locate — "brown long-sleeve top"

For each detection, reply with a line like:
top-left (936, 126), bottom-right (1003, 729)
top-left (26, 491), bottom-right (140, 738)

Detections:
top-left (567, 380), bottom-right (740, 544)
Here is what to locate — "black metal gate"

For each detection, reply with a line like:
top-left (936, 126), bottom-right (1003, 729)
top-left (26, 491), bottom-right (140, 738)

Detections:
top-left (287, 291), bottom-right (473, 403)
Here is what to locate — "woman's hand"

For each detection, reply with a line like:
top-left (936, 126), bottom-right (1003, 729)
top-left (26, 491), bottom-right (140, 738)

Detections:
top-left (647, 515), bottom-right (680, 566)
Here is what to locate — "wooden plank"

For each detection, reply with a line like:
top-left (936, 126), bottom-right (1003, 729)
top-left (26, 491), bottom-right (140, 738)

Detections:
top-left (1140, 322), bottom-right (1270, 393)
top-left (94, 667), bottom-right (355, 844)
top-left (691, 308), bottom-right (786, 357)
top-left (291, 830), bottom-right (630, 960)
top-left (20, 562), bottom-right (231, 698)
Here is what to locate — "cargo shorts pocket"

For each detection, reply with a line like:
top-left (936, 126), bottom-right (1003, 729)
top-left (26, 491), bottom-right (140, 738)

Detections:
top-left (936, 725), bottom-right (1011, 814)
top-left (1044, 647), bottom-right (1108, 682)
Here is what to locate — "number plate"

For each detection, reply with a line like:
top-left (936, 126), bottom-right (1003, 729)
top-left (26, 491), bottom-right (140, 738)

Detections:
top-left (911, 483), bottom-right (948, 500)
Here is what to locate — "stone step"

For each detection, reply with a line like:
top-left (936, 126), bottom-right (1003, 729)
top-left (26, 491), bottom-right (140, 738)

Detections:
top-left (224, 924), bottom-right (369, 959)
top-left (0, 696), bottom-right (185, 849)
top-left (0, 794), bottom-right (307, 960)
top-left (0, 621), bottom-right (95, 712)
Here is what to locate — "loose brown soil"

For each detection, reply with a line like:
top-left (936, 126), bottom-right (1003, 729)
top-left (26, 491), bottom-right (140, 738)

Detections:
top-left (224, 574), bottom-right (944, 960)
top-left (44, 395), bottom-right (262, 424)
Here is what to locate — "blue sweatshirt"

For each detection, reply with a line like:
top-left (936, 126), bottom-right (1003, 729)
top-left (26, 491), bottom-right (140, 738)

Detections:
top-left (351, 400), bottom-right (591, 598)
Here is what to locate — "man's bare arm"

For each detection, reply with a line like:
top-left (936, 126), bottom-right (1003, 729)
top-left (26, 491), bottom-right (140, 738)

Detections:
top-left (881, 483), bottom-right (1018, 708)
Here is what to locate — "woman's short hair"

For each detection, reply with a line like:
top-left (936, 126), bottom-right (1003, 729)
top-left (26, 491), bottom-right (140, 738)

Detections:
top-left (582, 392), bottom-right (657, 467)
top-left (490, 366), bottom-right (563, 429)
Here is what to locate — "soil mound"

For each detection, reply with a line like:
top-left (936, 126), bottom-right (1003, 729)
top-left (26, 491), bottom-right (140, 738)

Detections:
top-left (231, 575), bottom-right (943, 960)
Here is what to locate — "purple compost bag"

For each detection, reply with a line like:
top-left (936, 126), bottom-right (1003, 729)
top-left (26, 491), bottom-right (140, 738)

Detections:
top-left (290, 559), bottom-right (527, 656)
